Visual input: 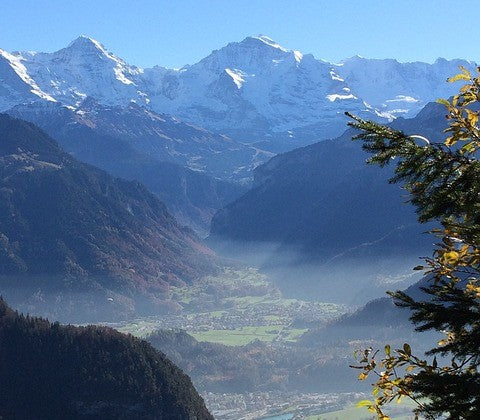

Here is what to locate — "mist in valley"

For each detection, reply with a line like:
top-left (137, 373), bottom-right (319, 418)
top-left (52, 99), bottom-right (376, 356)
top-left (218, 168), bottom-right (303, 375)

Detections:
top-left (1, 4), bottom-right (475, 418)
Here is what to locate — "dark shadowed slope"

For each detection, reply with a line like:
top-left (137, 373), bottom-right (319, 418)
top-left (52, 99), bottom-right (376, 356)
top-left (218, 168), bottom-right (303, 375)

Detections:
top-left (0, 114), bottom-right (218, 320)
top-left (299, 277), bottom-right (436, 349)
top-left (211, 102), bottom-right (446, 253)
top-left (8, 101), bottom-right (248, 234)
top-left (0, 298), bottom-right (213, 420)
top-left (209, 103), bottom-right (446, 302)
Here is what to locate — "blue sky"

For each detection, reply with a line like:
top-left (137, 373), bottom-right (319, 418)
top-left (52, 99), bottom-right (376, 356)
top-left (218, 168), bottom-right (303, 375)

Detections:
top-left (1, 0), bottom-right (479, 68)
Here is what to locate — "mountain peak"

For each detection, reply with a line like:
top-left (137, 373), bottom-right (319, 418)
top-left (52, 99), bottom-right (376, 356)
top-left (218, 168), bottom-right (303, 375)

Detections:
top-left (253, 35), bottom-right (287, 51)
top-left (239, 35), bottom-right (288, 52)
top-left (67, 35), bottom-right (107, 54)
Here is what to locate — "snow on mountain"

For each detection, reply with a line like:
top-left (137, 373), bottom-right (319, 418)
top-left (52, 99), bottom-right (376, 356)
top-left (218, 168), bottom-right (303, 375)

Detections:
top-left (0, 35), bottom-right (476, 147)
top-left (335, 56), bottom-right (476, 119)
top-left (7, 98), bottom-right (272, 183)
top-left (12, 36), bottom-right (148, 107)
top-left (0, 48), bottom-right (55, 110)
top-left (144, 35), bottom-right (366, 135)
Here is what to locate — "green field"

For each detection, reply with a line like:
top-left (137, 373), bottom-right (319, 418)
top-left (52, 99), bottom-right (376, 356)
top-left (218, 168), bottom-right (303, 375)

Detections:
top-left (190, 325), bottom-right (308, 346)
top-left (116, 319), bottom-right (167, 338)
top-left (112, 267), bottom-right (348, 345)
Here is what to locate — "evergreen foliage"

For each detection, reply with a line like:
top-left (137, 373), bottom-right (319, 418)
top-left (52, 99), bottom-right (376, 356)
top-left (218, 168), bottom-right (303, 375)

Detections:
top-left (0, 298), bottom-right (213, 419)
top-left (347, 67), bottom-right (480, 419)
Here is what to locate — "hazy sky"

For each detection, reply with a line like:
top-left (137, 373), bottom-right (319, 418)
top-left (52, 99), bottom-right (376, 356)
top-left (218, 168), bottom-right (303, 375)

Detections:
top-left (1, 0), bottom-right (478, 68)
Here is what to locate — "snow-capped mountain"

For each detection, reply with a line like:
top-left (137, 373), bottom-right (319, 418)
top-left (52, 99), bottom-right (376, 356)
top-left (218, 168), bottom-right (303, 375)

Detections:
top-left (336, 55), bottom-right (476, 119)
top-left (0, 35), bottom-right (476, 149)
top-left (13, 36), bottom-right (147, 107)
top-left (143, 36), bottom-right (366, 136)
top-left (8, 98), bottom-right (271, 182)
top-left (0, 48), bottom-right (55, 110)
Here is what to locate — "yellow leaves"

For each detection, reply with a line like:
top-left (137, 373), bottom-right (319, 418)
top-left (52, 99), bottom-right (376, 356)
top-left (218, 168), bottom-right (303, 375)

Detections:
top-left (461, 141), bottom-right (476, 154)
top-left (445, 136), bottom-right (457, 146)
top-left (465, 282), bottom-right (477, 292)
top-left (356, 399), bottom-right (392, 419)
top-left (465, 109), bottom-right (479, 127)
top-left (385, 345), bottom-right (391, 356)
top-left (447, 66), bottom-right (472, 83)
top-left (406, 365), bottom-right (415, 373)
top-left (442, 251), bottom-right (459, 265)
top-left (358, 372), bottom-right (368, 380)
top-left (438, 243), bottom-right (478, 268)
top-left (465, 281), bottom-right (480, 298)
top-left (436, 98), bottom-right (450, 107)
top-left (439, 66), bottom-right (480, 151)
top-left (438, 330), bottom-right (460, 347)
top-left (459, 244), bottom-right (470, 256)
top-left (448, 73), bottom-right (471, 83)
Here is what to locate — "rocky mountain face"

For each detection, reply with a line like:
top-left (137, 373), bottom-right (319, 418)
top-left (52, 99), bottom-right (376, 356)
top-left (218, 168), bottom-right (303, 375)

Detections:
top-left (209, 102), bottom-right (447, 303)
top-left (0, 36), bottom-right (475, 153)
top-left (7, 100), bottom-right (249, 234)
top-left (7, 99), bottom-right (271, 182)
top-left (0, 114), bottom-right (219, 320)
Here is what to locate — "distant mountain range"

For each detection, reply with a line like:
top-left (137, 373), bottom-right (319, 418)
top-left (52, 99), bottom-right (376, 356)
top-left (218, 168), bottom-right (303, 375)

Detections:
top-left (0, 114), bottom-right (219, 320)
top-left (0, 35), bottom-right (475, 153)
top-left (7, 99), bottom-right (270, 182)
top-left (0, 35), bottom-right (474, 235)
top-left (0, 34), bottom-right (471, 303)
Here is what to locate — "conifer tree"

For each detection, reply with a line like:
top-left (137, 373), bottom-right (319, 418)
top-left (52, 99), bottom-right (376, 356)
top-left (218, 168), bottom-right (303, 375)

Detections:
top-left (348, 66), bottom-right (480, 419)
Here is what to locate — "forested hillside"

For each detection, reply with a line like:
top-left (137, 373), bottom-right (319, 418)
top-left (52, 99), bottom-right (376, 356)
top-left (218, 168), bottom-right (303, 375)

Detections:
top-left (0, 114), bottom-right (218, 320)
top-left (0, 298), bottom-right (213, 419)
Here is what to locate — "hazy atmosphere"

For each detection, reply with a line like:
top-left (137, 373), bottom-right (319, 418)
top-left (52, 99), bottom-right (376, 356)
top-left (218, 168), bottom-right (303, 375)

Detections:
top-left (0, 1), bottom-right (479, 419)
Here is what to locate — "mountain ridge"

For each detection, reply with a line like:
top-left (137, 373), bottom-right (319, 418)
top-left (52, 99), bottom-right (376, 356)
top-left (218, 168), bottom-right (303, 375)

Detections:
top-left (1, 35), bottom-right (475, 152)
top-left (0, 113), bottom-right (219, 320)
top-left (7, 100), bottom-right (252, 234)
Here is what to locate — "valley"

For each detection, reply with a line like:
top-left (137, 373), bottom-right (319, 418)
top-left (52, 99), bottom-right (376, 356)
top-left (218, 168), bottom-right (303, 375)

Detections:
top-left (113, 268), bottom-right (348, 342)
top-left (0, 110), bottom-right (433, 418)
top-left (0, 9), bottom-right (477, 418)
top-left (103, 267), bottom-right (422, 418)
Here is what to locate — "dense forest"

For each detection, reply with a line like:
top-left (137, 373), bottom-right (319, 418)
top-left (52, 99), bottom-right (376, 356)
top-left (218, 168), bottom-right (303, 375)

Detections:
top-left (0, 297), bottom-right (212, 419)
